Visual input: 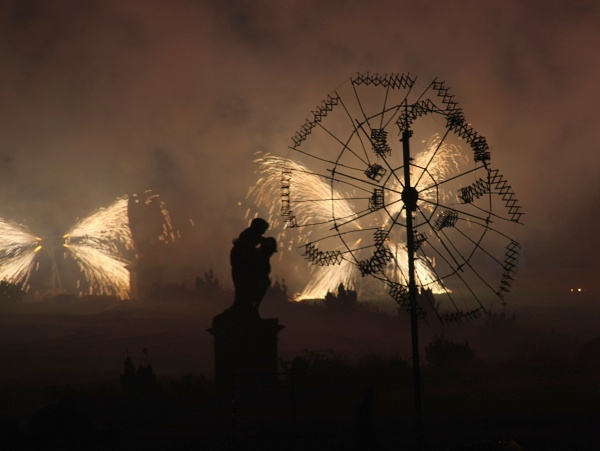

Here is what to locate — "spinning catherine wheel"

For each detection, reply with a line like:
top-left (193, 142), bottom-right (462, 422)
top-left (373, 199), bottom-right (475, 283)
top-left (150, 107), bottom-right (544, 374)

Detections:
top-left (283, 73), bottom-right (523, 323)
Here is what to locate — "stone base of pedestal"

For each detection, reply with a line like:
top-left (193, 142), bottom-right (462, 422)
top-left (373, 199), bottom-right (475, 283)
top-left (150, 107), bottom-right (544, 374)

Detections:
top-left (208, 313), bottom-right (284, 388)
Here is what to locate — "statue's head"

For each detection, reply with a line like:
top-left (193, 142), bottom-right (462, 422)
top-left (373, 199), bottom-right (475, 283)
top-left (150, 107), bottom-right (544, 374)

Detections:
top-left (250, 217), bottom-right (269, 234)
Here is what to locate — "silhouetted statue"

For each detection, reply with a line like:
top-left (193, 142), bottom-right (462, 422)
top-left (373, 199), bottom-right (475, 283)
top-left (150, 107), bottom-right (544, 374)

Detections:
top-left (224, 218), bottom-right (277, 318)
top-left (249, 236), bottom-right (278, 312)
top-left (209, 219), bottom-right (284, 387)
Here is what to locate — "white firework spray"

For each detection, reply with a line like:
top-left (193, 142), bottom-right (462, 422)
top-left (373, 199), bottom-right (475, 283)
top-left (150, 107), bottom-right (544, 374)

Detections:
top-left (0, 191), bottom-right (175, 300)
top-left (63, 196), bottom-right (134, 299)
top-left (248, 154), bottom-right (360, 297)
top-left (0, 218), bottom-right (42, 290)
top-left (380, 134), bottom-right (465, 226)
top-left (248, 134), bottom-right (464, 301)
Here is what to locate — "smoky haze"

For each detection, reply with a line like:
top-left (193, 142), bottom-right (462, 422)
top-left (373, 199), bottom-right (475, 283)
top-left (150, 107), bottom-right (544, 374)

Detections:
top-left (0, 0), bottom-right (599, 303)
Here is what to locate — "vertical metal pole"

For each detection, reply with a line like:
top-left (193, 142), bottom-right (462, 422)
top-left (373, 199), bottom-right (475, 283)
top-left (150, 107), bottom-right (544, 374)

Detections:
top-left (401, 129), bottom-right (423, 450)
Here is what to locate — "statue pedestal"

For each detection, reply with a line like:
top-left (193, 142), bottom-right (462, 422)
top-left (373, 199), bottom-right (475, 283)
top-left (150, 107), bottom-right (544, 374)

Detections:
top-left (208, 314), bottom-right (284, 388)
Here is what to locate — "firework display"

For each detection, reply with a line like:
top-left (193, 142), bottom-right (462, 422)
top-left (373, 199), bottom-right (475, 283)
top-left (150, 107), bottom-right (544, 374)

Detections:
top-left (250, 73), bottom-right (523, 323)
top-left (63, 196), bottom-right (133, 299)
top-left (0, 219), bottom-right (42, 289)
top-left (0, 192), bottom-right (174, 299)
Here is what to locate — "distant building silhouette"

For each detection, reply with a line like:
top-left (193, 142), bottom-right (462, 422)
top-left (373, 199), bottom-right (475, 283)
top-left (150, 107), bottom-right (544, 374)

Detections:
top-left (128, 192), bottom-right (168, 300)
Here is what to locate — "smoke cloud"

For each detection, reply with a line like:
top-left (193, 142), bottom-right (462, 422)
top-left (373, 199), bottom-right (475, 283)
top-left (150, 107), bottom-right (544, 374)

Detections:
top-left (0, 0), bottom-right (598, 299)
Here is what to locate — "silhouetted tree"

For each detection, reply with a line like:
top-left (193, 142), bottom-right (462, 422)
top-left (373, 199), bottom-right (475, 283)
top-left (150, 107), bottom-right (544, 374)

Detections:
top-left (195, 267), bottom-right (222, 297)
top-left (0, 280), bottom-right (25, 304)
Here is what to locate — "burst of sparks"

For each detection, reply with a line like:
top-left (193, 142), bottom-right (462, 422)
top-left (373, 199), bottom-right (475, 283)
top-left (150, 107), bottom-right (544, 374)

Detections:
top-left (247, 154), bottom-right (359, 296)
top-left (141, 191), bottom-right (177, 244)
top-left (0, 192), bottom-right (175, 300)
top-left (0, 218), bottom-right (42, 290)
top-left (296, 259), bottom-right (356, 300)
top-left (248, 135), bottom-right (465, 302)
top-left (247, 154), bottom-right (355, 231)
top-left (63, 196), bottom-right (134, 299)
top-left (381, 135), bottom-right (465, 226)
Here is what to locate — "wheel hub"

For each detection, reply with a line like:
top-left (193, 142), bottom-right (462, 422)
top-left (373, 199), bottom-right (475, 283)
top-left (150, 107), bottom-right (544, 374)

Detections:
top-left (402, 186), bottom-right (419, 212)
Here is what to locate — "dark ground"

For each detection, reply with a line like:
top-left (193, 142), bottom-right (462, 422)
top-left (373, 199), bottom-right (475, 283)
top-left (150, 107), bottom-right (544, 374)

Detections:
top-left (0, 293), bottom-right (599, 450)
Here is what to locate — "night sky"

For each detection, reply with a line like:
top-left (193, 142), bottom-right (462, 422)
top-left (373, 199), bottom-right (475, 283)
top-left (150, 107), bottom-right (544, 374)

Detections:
top-left (1, 0), bottom-right (599, 303)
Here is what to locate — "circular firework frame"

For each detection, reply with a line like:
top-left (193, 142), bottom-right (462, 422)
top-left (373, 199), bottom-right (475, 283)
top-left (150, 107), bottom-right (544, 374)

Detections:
top-left (282, 73), bottom-right (523, 325)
